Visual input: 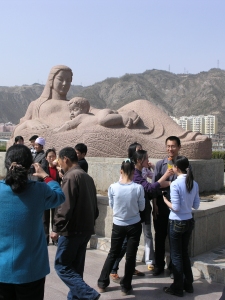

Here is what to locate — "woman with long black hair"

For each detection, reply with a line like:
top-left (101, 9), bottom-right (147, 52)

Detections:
top-left (0, 144), bottom-right (65, 300)
top-left (163, 156), bottom-right (200, 297)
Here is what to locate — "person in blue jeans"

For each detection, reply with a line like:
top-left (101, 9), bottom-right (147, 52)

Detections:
top-left (51, 147), bottom-right (100, 300)
top-left (98, 160), bottom-right (145, 296)
top-left (162, 156), bottom-right (200, 297)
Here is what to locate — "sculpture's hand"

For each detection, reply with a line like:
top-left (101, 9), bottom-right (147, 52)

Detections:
top-left (27, 120), bottom-right (49, 130)
top-left (120, 110), bottom-right (140, 128)
top-left (31, 123), bottom-right (49, 130)
top-left (129, 110), bottom-right (140, 125)
top-left (53, 122), bottom-right (70, 133)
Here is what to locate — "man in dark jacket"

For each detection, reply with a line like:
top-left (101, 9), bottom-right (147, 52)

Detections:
top-left (152, 136), bottom-right (181, 276)
top-left (51, 147), bottom-right (100, 300)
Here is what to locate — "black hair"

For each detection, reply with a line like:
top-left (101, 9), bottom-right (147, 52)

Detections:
top-left (133, 150), bottom-right (148, 164)
top-left (173, 156), bottom-right (194, 192)
top-left (5, 145), bottom-right (33, 193)
top-left (45, 148), bottom-right (56, 158)
top-left (14, 136), bottom-right (24, 144)
top-left (121, 159), bottom-right (135, 179)
top-left (29, 135), bottom-right (38, 141)
top-left (127, 142), bottom-right (142, 160)
top-left (75, 143), bottom-right (87, 155)
top-left (165, 136), bottom-right (181, 147)
top-left (59, 147), bottom-right (78, 163)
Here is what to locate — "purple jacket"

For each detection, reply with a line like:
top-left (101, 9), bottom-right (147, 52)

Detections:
top-left (133, 168), bottom-right (160, 224)
top-left (133, 169), bottom-right (160, 193)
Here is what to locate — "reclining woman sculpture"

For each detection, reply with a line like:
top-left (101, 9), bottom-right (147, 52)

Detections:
top-left (11, 65), bottom-right (211, 159)
top-left (14, 65), bottom-right (140, 132)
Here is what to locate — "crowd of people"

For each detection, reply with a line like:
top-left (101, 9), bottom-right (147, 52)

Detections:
top-left (0, 134), bottom-right (200, 299)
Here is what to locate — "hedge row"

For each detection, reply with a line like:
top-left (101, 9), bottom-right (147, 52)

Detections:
top-left (0, 145), bottom-right (6, 152)
top-left (212, 151), bottom-right (225, 169)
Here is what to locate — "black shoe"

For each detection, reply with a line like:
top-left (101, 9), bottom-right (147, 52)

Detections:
top-left (184, 281), bottom-right (194, 293)
top-left (121, 287), bottom-right (132, 296)
top-left (163, 287), bottom-right (183, 297)
top-left (133, 269), bottom-right (145, 276)
top-left (153, 267), bottom-right (164, 276)
top-left (184, 285), bottom-right (194, 293)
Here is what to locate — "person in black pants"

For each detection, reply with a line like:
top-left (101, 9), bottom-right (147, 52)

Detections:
top-left (42, 148), bottom-right (62, 245)
top-left (151, 136), bottom-right (181, 276)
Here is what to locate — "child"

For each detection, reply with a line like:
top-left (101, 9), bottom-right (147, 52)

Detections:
top-left (75, 143), bottom-right (88, 173)
top-left (54, 97), bottom-right (140, 133)
top-left (97, 160), bottom-right (145, 296)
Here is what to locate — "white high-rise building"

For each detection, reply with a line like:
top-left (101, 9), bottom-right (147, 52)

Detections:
top-left (204, 115), bottom-right (218, 135)
top-left (170, 115), bottom-right (218, 135)
top-left (190, 115), bottom-right (205, 133)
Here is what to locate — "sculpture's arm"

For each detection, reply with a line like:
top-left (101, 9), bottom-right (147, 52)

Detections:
top-left (53, 115), bottom-right (84, 133)
top-left (20, 101), bottom-right (35, 123)
top-left (89, 106), bottom-right (101, 114)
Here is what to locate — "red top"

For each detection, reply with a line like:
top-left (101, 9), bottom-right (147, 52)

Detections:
top-left (43, 166), bottom-right (57, 183)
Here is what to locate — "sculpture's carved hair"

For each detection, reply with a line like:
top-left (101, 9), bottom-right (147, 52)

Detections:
top-left (68, 97), bottom-right (90, 113)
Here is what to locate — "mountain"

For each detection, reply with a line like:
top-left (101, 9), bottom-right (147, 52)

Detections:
top-left (0, 84), bottom-right (84, 124)
top-left (1, 68), bottom-right (225, 131)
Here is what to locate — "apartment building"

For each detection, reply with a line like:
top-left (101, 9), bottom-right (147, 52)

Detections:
top-left (204, 115), bottom-right (218, 135)
top-left (171, 115), bottom-right (218, 135)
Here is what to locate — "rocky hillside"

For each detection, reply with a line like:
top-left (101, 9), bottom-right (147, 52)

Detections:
top-left (1, 68), bottom-right (225, 131)
top-left (0, 84), bottom-right (84, 124)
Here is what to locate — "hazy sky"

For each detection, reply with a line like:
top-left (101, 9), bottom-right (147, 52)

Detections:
top-left (0, 0), bottom-right (224, 86)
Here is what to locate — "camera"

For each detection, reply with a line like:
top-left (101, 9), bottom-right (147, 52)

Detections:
top-left (29, 165), bottom-right (35, 175)
top-left (162, 191), bottom-right (167, 196)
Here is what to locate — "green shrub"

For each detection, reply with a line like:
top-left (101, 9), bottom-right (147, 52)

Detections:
top-left (0, 145), bottom-right (6, 152)
top-left (212, 151), bottom-right (225, 170)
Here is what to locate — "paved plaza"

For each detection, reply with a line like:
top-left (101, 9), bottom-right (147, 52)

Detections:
top-left (45, 245), bottom-right (225, 300)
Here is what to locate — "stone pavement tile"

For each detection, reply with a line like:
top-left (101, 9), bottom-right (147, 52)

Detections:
top-left (45, 246), bottom-right (225, 300)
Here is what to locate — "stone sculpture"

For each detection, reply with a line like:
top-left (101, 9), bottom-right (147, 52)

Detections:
top-left (10, 65), bottom-right (212, 159)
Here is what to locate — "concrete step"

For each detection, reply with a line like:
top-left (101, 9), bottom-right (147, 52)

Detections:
top-left (192, 245), bottom-right (225, 284)
top-left (89, 234), bottom-right (225, 284)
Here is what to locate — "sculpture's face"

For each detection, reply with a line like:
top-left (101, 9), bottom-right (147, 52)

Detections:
top-left (68, 100), bottom-right (89, 119)
top-left (69, 104), bottom-right (83, 119)
top-left (53, 70), bottom-right (72, 96)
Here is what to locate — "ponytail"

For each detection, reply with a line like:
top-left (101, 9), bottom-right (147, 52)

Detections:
top-left (121, 159), bottom-right (135, 178)
top-left (127, 142), bottom-right (142, 160)
top-left (5, 145), bottom-right (33, 193)
top-left (185, 167), bottom-right (194, 192)
top-left (173, 156), bottom-right (194, 192)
